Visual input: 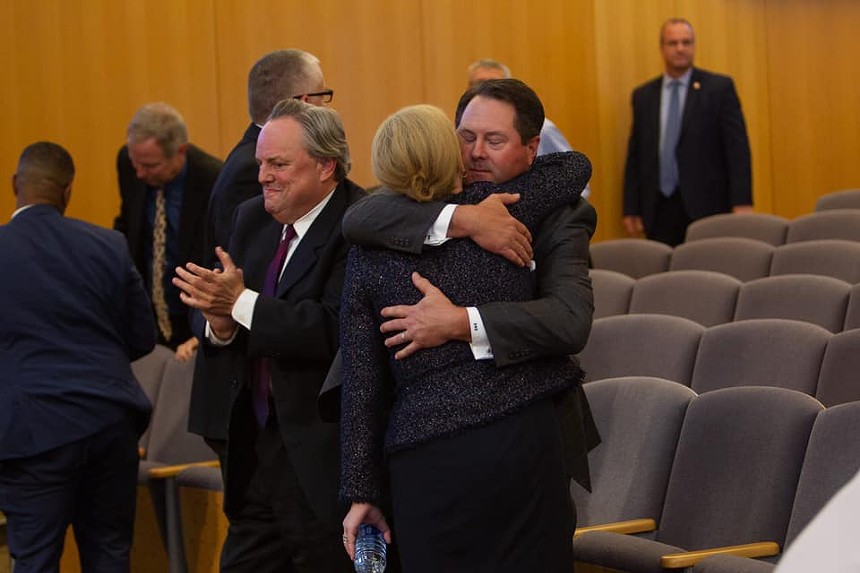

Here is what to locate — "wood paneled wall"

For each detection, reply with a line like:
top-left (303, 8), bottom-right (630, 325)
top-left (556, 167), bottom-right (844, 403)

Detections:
top-left (1, 0), bottom-right (858, 242)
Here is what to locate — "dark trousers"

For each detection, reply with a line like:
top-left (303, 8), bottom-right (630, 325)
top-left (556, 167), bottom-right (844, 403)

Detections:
top-left (388, 398), bottom-right (574, 573)
top-left (0, 416), bottom-right (139, 573)
top-left (219, 416), bottom-right (352, 573)
top-left (648, 190), bottom-right (692, 246)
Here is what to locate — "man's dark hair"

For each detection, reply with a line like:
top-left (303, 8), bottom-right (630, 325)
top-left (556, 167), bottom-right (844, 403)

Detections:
top-left (454, 78), bottom-right (545, 144)
top-left (17, 141), bottom-right (75, 191)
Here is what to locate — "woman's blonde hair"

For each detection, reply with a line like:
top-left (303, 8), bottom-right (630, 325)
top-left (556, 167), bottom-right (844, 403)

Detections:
top-left (372, 104), bottom-right (463, 202)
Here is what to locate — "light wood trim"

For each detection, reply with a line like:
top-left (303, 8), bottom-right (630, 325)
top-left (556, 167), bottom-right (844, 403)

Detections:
top-left (574, 518), bottom-right (657, 538)
top-left (147, 460), bottom-right (220, 480)
top-left (660, 541), bottom-right (780, 568)
top-left (138, 447), bottom-right (146, 459)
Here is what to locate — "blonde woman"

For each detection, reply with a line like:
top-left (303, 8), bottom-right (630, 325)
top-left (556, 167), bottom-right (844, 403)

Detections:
top-left (340, 104), bottom-right (590, 572)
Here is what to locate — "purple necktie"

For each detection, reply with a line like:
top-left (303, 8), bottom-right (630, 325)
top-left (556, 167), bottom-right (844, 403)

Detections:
top-left (252, 225), bottom-right (297, 427)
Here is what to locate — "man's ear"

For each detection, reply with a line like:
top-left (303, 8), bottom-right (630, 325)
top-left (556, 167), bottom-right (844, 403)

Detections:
top-left (317, 157), bottom-right (337, 182)
top-left (60, 183), bottom-right (73, 213)
top-left (526, 136), bottom-right (540, 166)
top-left (11, 174), bottom-right (18, 198)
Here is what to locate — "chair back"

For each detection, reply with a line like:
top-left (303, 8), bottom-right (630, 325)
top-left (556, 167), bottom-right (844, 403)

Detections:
top-left (815, 188), bottom-right (860, 211)
top-left (578, 314), bottom-right (704, 385)
top-left (630, 270), bottom-right (740, 326)
top-left (591, 239), bottom-right (672, 278)
top-left (734, 274), bottom-right (851, 332)
top-left (671, 237), bottom-right (774, 282)
top-left (690, 319), bottom-right (830, 395)
top-left (685, 213), bottom-right (788, 246)
top-left (786, 209), bottom-right (860, 243)
top-left (815, 329), bottom-right (860, 407)
top-left (133, 345), bottom-right (174, 452)
top-left (573, 377), bottom-right (695, 527)
top-left (590, 269), bottom-right (635, 318)
top-left (785, 402), bottom-right (860, 546)
top-left (771, 240), bottom-right (860, 283)
top-left (657, 387), bottom-right (821, 550)
top-left (139, 355), bottom-right (214, 481)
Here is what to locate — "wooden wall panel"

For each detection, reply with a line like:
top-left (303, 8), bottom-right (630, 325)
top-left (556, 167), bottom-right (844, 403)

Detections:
top-left (764, 0), bottom-right (860, 217)
top-left (0, 0), bottom-right (220, 228)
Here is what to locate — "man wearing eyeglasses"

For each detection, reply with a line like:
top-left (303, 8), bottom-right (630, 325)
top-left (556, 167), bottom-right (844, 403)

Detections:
top-left (190, 49), bottom-right (333, 466)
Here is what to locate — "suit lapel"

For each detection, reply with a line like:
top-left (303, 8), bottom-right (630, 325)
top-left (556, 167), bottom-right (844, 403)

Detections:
top-left (275, 182), bottom-right (347, 298)
top-left (680, 68), bottom-right (703, 139)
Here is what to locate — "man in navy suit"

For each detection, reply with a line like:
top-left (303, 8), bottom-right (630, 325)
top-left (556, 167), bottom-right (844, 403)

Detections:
top-left (623, 18), bottom-right (753, 246)
top-left (190, 49), bottom-right (331, 456)
top-left (0, 142), bottom-right (156, 572)
top-left (174, 100), bottom-right (362, 572)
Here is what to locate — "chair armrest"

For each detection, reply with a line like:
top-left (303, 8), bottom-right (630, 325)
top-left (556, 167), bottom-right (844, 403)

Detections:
top-left (574, 518), bottom-right (657, 538)
top-left (148, 460), bottom-right (220, 480)
top-left (660, 541), bottom-right (780, 569)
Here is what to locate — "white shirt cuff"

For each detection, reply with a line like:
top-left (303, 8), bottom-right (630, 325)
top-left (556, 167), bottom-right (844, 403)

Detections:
top-left (425, 205), bottom-right (457, 245)
top-left (205, 321), bottom-right (239, 346)
top-left (466, 306), bottom-right (494, 361)
top-left (232, 289), bottom-right (259, 330)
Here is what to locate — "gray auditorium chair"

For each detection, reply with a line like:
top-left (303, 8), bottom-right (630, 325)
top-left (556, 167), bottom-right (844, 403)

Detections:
top-left (670, 237), bottom-right (775, 282)
top-left (574, 387), bottom-right (822, 572)
top-left (690, 319), bottom-right (830, 396)
top-left (695, 401), bottom-right (860, 573)
top-left (845, 283), bottom-right (860, 330)
top-left (139, 355), bottom-right (218, 573)
top-left (577, 314), bottom-right (704, 385)
top-left (815, 188), bottom-right (860, 211)
top-left (590, 238), bottom-right (673, 278)
top-left (685, 213), bottom-right (789, 246)
top-left (629, 270), bottom-right (740, 326)
top-left (133, 344), bottom-right (174, 456)
top-left (734, 274), bottom-right (851, 333)
top-left (786, 209), bottom-right (860, 243)
top-left (573, 377), bottom-right (695, 535)
top-left (815, 329), bottom-right (860, 407)
top-left (770, 239), bottom-right (860, 283)
top-left (590, 268), bottom-right (635, 318)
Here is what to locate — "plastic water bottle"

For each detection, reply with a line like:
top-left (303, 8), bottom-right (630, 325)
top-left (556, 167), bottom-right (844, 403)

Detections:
top-left (354, 523), bottom-right (387, 573)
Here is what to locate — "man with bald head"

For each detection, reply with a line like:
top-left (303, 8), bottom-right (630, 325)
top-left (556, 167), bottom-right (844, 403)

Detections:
top-left (0, 142), bottom-right (155, 572)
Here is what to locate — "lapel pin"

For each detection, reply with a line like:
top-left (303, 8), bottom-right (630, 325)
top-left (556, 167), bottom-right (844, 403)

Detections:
top-left (693, 81), bottom-right (701, 90)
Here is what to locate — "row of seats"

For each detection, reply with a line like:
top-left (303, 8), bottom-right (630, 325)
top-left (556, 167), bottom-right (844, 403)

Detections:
top-left (577, 315), bottom-right (860, 407)
top-left (815, 187), bottom-right (860, 211)
top-left (591, 237), bottom-right (860, 283)
top-left (685, 208), bottom-right (860, 246)
top-left (572, 377), bottom-right (860, 572)
top-left (592, 269), bottom-right (860, 332)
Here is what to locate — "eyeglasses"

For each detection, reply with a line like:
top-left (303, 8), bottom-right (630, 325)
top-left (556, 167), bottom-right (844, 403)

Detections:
top-left (293, 89), bottom-right (334, 103)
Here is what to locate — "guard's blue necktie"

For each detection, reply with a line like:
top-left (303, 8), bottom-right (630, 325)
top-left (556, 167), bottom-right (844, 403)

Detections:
top-left (660, 80), bottom-right (682, 197)
top-left (252, 224), bottom-right (296, 427)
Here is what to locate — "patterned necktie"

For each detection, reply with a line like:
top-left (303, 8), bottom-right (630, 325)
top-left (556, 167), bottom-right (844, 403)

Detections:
top-left (660, 80), bottom-right (682, 197)
top-left (151, 188), bottom-right (172, 342)
top-left (252, 225), bottom-right (297, 427)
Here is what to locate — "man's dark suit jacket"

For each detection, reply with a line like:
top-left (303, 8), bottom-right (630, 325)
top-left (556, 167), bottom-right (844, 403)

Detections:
top-left (189, 123), bottom-right (262, 442)
top-left (623, 67), bottom-right (752, 234)
top-left (195, 179), bottom-right (364, 527)
top-left (114, 143), bottom-right (222, 346)
top-left (207, 123), bottom-right (263, 259)
top-left (0, 205), bottom-right (156, 460)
